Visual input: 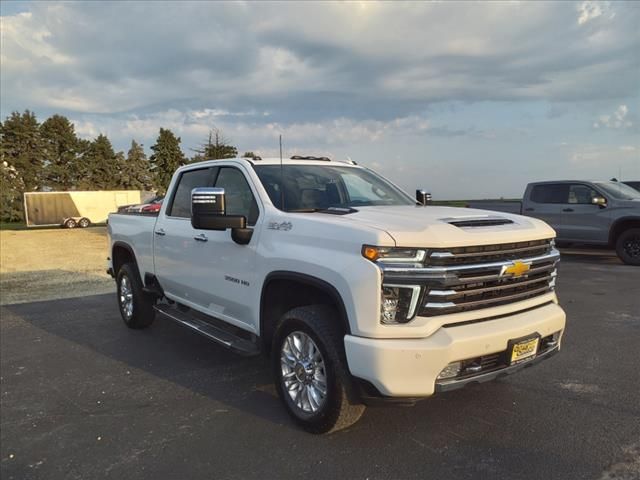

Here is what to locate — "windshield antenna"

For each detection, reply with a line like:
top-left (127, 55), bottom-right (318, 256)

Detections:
top-left (279, 134), bottom-right (285, 210)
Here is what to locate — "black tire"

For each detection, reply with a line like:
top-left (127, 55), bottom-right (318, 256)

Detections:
top-left (64, 218), bottom-right (77, 229)
top-left (272, 305), bottom-right (365, 434)
top-left (78, 217), bottom-right (91, 228)
top-left (615, 228), bottom-right (640, 266)
top-left (116, 263), bottom-right (156, 328)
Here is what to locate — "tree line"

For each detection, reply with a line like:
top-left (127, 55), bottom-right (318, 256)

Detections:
top-left (0, 110), bottom-right (252, 222)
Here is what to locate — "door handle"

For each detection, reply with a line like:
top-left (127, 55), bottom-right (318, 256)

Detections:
top-left (562, 208), bottom-right (574, 212)
top-left (154, 229), bottom-right (166, 236)
top-left (524, 208), bottom-right (535, 212)
top-left (193, 234), bottom-right (208, 242)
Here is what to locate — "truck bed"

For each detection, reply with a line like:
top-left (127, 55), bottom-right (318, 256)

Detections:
top-left (107, 212), bottom-right (158, 279)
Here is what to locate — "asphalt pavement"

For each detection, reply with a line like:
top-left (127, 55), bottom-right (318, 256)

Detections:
top-left (1, 255), bottom-right (639, 480)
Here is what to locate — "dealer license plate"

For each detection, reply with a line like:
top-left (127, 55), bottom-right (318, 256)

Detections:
top-left (510, 337), bottom-right (539, 364)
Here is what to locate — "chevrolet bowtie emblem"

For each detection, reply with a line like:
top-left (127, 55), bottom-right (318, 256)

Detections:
top-left (501, 260), bottom-right (531, 277)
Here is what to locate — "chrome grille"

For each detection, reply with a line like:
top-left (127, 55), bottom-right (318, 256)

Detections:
top-left (428, 239), bottom-right (553, 266)
top-left (381, 239), bottom-right (559, 320)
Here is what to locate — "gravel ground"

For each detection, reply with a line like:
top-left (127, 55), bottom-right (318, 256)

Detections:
top-left (0, 227), bottom-right (114, 305)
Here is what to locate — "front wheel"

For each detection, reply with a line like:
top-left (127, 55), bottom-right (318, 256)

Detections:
top-left (616, 228), bottom-right (640, 266)
top-left (78, 217), bottom-right (90, 228)
top-left (272, 305), bottom-right (365, 434)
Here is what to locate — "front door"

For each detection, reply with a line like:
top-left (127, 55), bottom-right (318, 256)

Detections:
top-left (561, 183), bottom-right (610, 243)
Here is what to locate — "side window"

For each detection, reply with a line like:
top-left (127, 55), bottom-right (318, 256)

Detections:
top-left (214, 167), bottom-right (259, 225)
top-left (167, 168), bottom-right (214, 218)
top-left (530, 184), bottom-right (570, 204)
top-left (568, 184), bottom-right (599, 204)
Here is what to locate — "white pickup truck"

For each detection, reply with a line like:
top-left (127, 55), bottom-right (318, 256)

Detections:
top-left (107, 156), bottom-right (566, 433)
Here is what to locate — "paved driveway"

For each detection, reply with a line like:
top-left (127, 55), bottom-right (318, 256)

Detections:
top-left (1, 257), bottom-right (639, 479)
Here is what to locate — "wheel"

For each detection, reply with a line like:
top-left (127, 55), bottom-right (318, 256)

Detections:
top-left (116, 263), bottom-right (156, 328)
top-left (615, 228), bottom-right (640, 266)
top-left (78, 217), bottom-right (90, 228)
top-left (64, 218), bottom-right (77, 229)
top-left (272, 305), bottom-right (365, 434)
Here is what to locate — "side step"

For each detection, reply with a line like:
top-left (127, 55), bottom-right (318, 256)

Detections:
top-left (154, 304), bottom-right (261, 356)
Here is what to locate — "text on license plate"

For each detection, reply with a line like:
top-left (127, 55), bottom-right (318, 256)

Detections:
top-left (511, 337), bottom-right (539, 364)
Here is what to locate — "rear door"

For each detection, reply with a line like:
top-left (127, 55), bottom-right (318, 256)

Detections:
top-left (525, 184), bottom-right (569, 237)
top-left (153, 166), bottom-right (217, 302)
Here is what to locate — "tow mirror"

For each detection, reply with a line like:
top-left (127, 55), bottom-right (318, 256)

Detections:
top-left (416, 189), bottom-right (432, 205)
top-left (191, 188), bottom-right (246, 231)
top-left (591, 196), bottom-right (607, 208)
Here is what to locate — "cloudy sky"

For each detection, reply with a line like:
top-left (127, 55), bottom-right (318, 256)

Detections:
top-left (1, 1), bottom-right (639, 199)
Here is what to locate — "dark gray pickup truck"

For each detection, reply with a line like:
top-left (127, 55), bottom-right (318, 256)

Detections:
top-left (468, 180), bottom-right (640, 265)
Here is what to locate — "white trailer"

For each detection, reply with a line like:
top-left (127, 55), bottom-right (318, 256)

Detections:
top-left (24, 190), bottom-right (154, 228)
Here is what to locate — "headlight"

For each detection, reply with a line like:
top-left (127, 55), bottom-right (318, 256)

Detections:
top-left (362, 245), bottom-right (426, 265)
top-left (363, 245), bottom-right (424, 324)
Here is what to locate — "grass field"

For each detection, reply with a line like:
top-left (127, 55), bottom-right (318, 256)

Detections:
top-left (0, 227), bottom-right (114, 305)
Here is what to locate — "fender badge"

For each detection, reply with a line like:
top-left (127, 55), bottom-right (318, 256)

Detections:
top-left (268, 221), bottom-right (293, 231)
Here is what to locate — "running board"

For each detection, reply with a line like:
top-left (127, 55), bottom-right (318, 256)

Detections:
top-left (154, 304), bottom-right (260, 356)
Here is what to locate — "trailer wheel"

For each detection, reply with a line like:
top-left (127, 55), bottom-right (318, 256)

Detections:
top-left (78, 217), bottom-right (91, 228)
top-left (64, 218), bottom-right (77, 229)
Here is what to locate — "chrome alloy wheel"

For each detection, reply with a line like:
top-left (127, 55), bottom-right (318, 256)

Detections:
top-left (280, 331), bottom-right (328, 413)
top-left (119, 275), bottom-right (134, 319)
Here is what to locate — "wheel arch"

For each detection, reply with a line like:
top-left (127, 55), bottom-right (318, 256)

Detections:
top-left (260, 271), bottom-right (351, 353)
top-left (609, 217), bottom-right (640, 245)
top-left (111, 241), bottom-right (139, 278)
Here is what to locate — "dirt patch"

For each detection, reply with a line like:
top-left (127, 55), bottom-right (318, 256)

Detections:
top-left (599, 443), bottom-right (640, 480)
top-left (0, 227), bottom-right (114, 304)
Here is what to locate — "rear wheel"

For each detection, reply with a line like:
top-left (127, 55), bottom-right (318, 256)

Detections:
top-left (272, 305), bottom-right (365, 434)
top-left (616, 228), bottom-right (640, 266)
top-left (78, 217), bottom-right (90, 228)
top-left (116, 263), bottom-right (156, 328)
top-left (64, 218), bottom-right (77, 229)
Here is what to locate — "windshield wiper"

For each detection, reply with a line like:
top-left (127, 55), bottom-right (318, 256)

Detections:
top-left (286, 207), bottom-right (358, 215)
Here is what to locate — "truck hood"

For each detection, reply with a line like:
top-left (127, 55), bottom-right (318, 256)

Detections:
top-left (346, 205), bottom-right (555, 247)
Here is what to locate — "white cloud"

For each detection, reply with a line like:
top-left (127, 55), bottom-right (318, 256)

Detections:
top-left (577, 1), bottom-right (614, 25)
top-left (568, 143), bottom-right (639, 166)
top-left (1, 1), bottom-right (639, 118)
top-left (72, 110), bottom-right (439, 151)
top-left (593, 105), bottom-right (633, 129)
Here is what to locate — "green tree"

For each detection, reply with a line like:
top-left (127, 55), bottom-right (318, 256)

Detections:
top-left (118, 140), bottom-right (154, 190)
top-left (242, 151), bottom-right (258, 159)
top-left (192, 128), bottom-right (237, 161)
top-left (78, 134), bottom-right (120, 189)
top-left (0, 110), bottom-right (44, 191)
top-left (40, 114), bottom-right (80, 190)
top-left (0, 160), bottom-right (26, 222)
top-left (149, 128), bottom-right (186, 192)
top-left (0, 111), bottom-right (44, 221)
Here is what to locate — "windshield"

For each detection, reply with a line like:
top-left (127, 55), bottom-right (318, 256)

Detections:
top-left (594, 181), bottom-right (640, 200)
top-left (253, 164), bottom-right (415, 211)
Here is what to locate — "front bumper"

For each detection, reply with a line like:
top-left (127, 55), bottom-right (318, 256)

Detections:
top-left (344, 301), bottom-right (566, 397)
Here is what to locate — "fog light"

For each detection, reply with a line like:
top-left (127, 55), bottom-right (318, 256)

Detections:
top-left (381, 287), bottom-right (400, 324)
top-left (437, 361), bottom-right (462, 380)
top-left (380, 285), bottom-right (421, 324)
top-left (543, 331), bottom-right (561, 349)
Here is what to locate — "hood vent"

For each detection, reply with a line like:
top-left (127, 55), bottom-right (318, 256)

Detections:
top-left (446, 217), bottom-right (514, 228)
